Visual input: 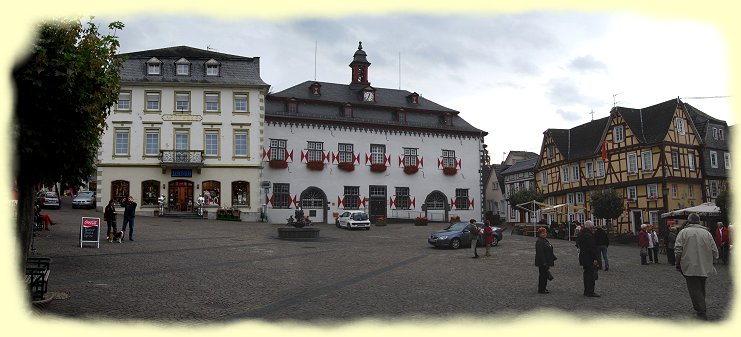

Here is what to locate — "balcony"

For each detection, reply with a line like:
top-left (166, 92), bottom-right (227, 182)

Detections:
top-left (160, 150), bottom-right (204, 173)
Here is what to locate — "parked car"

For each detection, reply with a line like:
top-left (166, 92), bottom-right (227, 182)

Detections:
top-left (72, 191), bottom-right (97, 209)
top-left (428, 222), bottom-right (503, 249)
top-left (336, 210), bottom-right (371, 230)
top-left (37, 191), bottom-right (61, 209)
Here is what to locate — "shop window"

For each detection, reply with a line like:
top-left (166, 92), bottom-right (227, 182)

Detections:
top-left (202, 181), bottom-right (221, 206)
top-left (141, 180), bottom-right (160, 206)
top-left (111, 180), bottom-right (130, 205)
top-left (232, 181), bottom-right (250, 206)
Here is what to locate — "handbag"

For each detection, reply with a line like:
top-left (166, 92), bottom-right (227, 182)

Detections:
top-left (593, 269), bottom-right (599, 280)
top-left (547, 270), bottom-right (554, 281)
top-left (640, 246), bottom-right (648, 257)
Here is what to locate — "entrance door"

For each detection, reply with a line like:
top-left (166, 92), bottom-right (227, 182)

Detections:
top-left (369, 185), bottom-right (387, 221)
top-left (632, 210), bottom-right (643, 233)
top-left (300, 187), bottom-right (327, 224)
top-left (168, 180), bottom-right (194, 212)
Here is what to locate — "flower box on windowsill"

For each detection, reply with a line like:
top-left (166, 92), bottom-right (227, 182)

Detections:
top-left (648, 195), bottom-right (658, 201)
top-left (269, 159), bottom-right (288, 169)
top-left (337, 162), bottom-right (355, 172)
top-left (443, 167), bottom-right (457, 175)
top-left (450, 215), bottom-right (461, 222)
top-left (403, 165), bottom-right (419, 175)
top-left (370, 163), bottom-right (387, 173)
top-left (306, 160), bottom-right (324, 171)
top-left (414, 216), bottom-right (428, 226)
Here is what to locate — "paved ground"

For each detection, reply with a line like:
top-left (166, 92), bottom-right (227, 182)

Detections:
top-left (23, 202), bottom-right (734, 327)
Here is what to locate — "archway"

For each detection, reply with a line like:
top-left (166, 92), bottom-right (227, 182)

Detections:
top-left (300, 186), bottom-right (327, 224)
top-left (424, 190), bottom-right (449, 222)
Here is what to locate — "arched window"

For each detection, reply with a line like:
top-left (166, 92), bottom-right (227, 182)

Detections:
top-left (232, 181), bottom-right (250, 206)
top-left (300, 187), bottom-right (326, 209)
top-left (202, 181), bottom-right (221, 206)
top-left (141, 180), bottom-right (160, 206)
top-left (425, 191), bottom-right (447, 210)
top-left (111, 180), bottom-right (130, 205)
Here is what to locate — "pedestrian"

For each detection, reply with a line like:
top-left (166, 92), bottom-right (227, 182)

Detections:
top-left (121, 195), bottom-right (138, 241)
top-left (468, 219), bottom-right (480, 258)
top-left (594, 222), bottom-right (610, 271)
top-left (535, 227), bottom-right (556, 294)
top-left (104, 199), bottom-right (120, 243)
top-left (667, 226), bottom-right (677, 265)
top-left (639, 224), bottom-right (650, 265)
top-left (577, 220), bottom-right (600, 297)
top-left (483, 220), bottom-right (494, 257)
top-left (648, 225), bottom-right (660, 263)
top-left (714, 221), bottom-right (729, 265)
top-left (674, 213), bottom-right (719, 320)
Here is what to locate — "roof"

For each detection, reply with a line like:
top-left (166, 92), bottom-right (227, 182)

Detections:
top-left (500, 157), bottom-right (539, 175)
top-left (117, 45), bottom-right (269, 87)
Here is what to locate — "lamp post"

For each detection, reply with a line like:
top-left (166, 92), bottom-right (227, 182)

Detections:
top-left (662, 186), bottom-right (670, 212)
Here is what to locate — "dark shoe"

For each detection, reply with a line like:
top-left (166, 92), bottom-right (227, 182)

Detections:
top-left (472, 256), bottom-right (478, 259)
top-left (696, 312), bottom-right (708, 320)
top-left (129, 238), bottom-right (134, 241)
top-left (641, 263), bottom-right (649, 265)
top-left (604, 267), bottom-right (609, 271)
top-left (585, 293), bottom-right (601, 297)
top-left (538, 290), bottom-right (550, 294)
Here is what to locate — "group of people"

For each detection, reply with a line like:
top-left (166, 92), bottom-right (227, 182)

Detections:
top-left (469, 219), bottom-right (496, 258)
top-left (103, 196), bottom-right (138, 242)
top-left (533, 213), bottom-right (728, 320)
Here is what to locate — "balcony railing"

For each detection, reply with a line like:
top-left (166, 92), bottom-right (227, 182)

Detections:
top-left (160, 150), bottom-right (204, 172)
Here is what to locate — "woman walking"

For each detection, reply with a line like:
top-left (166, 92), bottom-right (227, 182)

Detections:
top-left (104, 199), bottom-right (119, 243)
top-left (535, 227), bottom-right (556, 294)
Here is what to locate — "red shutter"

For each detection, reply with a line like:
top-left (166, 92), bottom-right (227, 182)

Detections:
top-left (286, 149), bottom-right (294, 162)
top-left (411, 197), bottom-right (416, 209)
top-left (399, 155), bottom-right (404, 167)
top-left (438, 158), bottom-right (443, 168)
top-left (450, 198), bottom-right (456, 209)
top-left (365, 153), bottom-right (371, 165)
top-left (300, 150), bottom-right (308, 163)
top-left (385, 154), bottom-right (391, 166)
top-left (468, 198), bottom-right (474, 209)
top-left (389, 197), bottom-right (396, 209)
top-left (354, 153), bottom-right (360, 164)
top-left (456, 159), bottom-right (462, 169)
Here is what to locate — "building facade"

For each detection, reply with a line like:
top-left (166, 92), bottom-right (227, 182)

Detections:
top-left (97, 46), bottom-right (270, 219)
top-left (684, 103), bottom-right (732, 202)
top-left (263, 43), bottom-right (486, 224)
top-left (501, 156), bottom-right (539, 223)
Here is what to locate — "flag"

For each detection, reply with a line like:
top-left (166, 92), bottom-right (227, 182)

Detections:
top-left (601, 141), bottom-right (607, 160)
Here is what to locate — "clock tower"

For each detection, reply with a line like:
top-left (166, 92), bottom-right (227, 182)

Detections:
top-left (349, 41), bottom-right (371, 90)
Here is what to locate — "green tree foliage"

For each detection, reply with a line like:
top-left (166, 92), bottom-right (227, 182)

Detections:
top-left (13, 18), bottom-right (124, 263)
top-left (715, 190), bottom-right (730, 226)
top-left (508, 188), bottom-right (545, 212)
top-left (590, 188), bottom-right (625, 220)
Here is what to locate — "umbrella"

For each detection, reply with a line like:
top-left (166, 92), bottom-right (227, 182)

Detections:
top-left (660, 202), bottom-right (720, 218)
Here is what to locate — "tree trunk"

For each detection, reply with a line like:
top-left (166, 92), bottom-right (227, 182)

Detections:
top-left (16, 175), bottom-right (35, 273)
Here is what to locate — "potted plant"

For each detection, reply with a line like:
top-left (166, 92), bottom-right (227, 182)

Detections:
top-left (306, 160), bottom-right (324, 171)
top-left (443, 167), bottom-right (457, 175)
top-left (414, 216), bottom-right (428, 226)
top-left (403, 165), bottom-right (418, 174)
top-left (338, 161), bottom-right (355, 172)
top-left (370, 163), bottom-right (387, 173)
top-left (450, 215), bottom-right (461, 222)
top-left (375, 215), bottom-right (387, 226)
top-left (269, 159), bottom-right (288, 169)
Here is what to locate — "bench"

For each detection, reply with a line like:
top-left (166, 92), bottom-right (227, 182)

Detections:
top-left (25, 257), bottom-right (51, 301)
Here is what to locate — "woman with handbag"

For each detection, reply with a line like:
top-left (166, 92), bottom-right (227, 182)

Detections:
top-left (535, 227), bottom-right (556, 294)
top-left (104, 199), bottom-right (120, 243)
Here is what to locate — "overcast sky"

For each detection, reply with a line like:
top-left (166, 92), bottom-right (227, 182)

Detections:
top-left (100, 12), bottom-right (730, 164)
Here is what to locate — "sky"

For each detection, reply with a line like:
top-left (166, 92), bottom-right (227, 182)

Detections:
top-left (99, 11), bottom-right (732, 164)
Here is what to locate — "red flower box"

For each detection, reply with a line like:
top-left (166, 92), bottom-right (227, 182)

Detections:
top-left (450, 215), bottom-right (461, 222)
top-left (443, 167), bottom-right (457, 175)
top-left (338, 162), bottom-right (355, 172)
top-left (403, 165), bottom-right (418, 174)
top-left (306, 160), bottom-right (324, 171)
top-left (414, 216), bottom-right (428, 226)
top-left (370, 163), bottom-right (387, 173)
top-left (269, 159), bottom-right (288, 169)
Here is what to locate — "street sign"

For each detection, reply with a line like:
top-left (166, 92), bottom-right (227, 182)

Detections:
top-left (80, 217), bottom-right (101, 248)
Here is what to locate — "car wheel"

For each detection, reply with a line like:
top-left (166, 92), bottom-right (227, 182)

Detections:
top-left (450, 238), bottom-right (461, 249)
top-left (491, 236), bottom-right (499, 247)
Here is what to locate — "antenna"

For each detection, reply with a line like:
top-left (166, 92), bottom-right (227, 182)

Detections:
top-left (206, 45), bottom-right (217, 52)
top-left (612, 92), bottom-right (622, 107)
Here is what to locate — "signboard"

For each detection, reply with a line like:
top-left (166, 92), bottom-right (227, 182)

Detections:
top-left (80, 217), bottom-right (101, 248)
top-left (162, 114), bottom-right (203, 122)
top-left (171, 169), bottom-right (193, 177)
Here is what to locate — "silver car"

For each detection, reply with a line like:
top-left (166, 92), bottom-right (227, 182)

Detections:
top-left (37, 191), bottom-right (61, 209)
top-left (336, 211), bottom-right (371, 230)
top-left (72, 191), bottom-right (96, 209)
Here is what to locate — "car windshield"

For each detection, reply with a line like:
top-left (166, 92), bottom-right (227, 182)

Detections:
top-left (45, 193), bottom-right (57, 198)
top-left (78, 192), bottom-right (94, 197)
top-left (352, 212), bottom-right (369, 221)
top-left (445, 222), bottom-right (468, 231)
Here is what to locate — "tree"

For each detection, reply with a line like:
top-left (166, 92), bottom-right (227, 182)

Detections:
top-left (590, 188), bottom-right (625, 233)
top-left (508, 187), bottom-right (545, 213)
top-left (12, 18), bottom-right (124, 266)
top-left (715, 190), bottom-right (730, 226)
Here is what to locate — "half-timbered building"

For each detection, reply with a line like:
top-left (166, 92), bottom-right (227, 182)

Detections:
top-left (684, 103), bottom-right (731, 202)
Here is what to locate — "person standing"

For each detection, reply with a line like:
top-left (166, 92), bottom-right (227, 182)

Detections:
top-left (104, 199), bottom-right (119, 243)
top-left (649, 225), bottom-right (660, 263)
top-left (674, 213), bottom-right (719, 320)
top-left (594, 223), bottom-right (610, 271)
top-left (667, 226), bottom-right (677, 265)
top-left (639, 224), bottom-right (650, 265)
top-left (714, 222), bottom-right (729, 265)
top-left (577, 220), bottom-right (600, 297)
top-left (469, 219), bottom-right (480, 258)
top-left (483, 220), bottom-right (494, 257)
top-left (121, 195), bottom-right (138, 241)
top-left (535, 227), bottom-right (556, 294)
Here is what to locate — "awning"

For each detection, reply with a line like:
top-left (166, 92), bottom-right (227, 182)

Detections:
top-left (660, 202), bottom-right (720, 218)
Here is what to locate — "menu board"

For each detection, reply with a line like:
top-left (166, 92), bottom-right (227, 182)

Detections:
top-left (80, 217), bottom-right (100, 248)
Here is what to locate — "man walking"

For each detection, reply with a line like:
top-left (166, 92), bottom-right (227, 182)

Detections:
top-left (577, 220), bottom-right (600, 297)
top-left (121, 195), bottom-right (138, 241)
top-left (469, 219), bottom-right (480, 258)
top-left (594, 223), bottom-right (610, 271)
top-left (675, 213), bottom-right (719, 320)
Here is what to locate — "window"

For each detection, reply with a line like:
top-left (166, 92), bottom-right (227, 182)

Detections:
top-left (343, 186), bottom-right (360, 209)
top-left (641, 151), bottom-right (652, 172)
top-left (585, 162), bottom-right (594, 179)
top-left (672, 150), bottom-right (680, 169)
top-left (116, 91), bottom-right (131, 111)
top-left (144, 129), bottom-right (160, 156)
top-left (688, 152), bottom-right (696, 170)
top-left (175, 92), bottom-right (190, 112)
top-left (234, 131), bottom-right (249, 157)
top-left (343, 104), bottom-right (353, 118)
top-left (175, 130), bottom-right (189, 150)
top-left (442, 150), bottom-right (456, 168)
top-left (561, 167), bottom-right (569, 183)
top-left (571, 165), bottom-right (580, 181)
top-left (114, 128), bottom-right (130, 156)
top-left (492, 181), bottom-right (499, 190)
top-left (270, 139), bottom-right (287, 160)
top-left (548, 196), bottom-right (555, 206)
top-left (141, 180), bottom-right (160, 206)
top-left (371, 144), bottom-right (386, 164)
top-left (649, 211), bottom-right (660, 226)
top-left (397, 110), bottom-right (407, 123)
top-left (719, 129), bottom-right (725, 140)
top-left (688, 184), bottom-right (694, 198)
top-left (272, 183), bottom-right (290, 209)
top-left (710, 181), bottom-right (719, 198)
top-left (202, 181), bottom-right (220, 206)
top-left (145, 91), bottom-right (161, 111)
top-left (547, 146), bottom-right (554, 159)
top-left (395, 187), bottom-right (410, 210)
top-left (724, 152), bottom-right (731, 170)
top-left (206, 62), bottom-right (220, 76)
top-left (627, 153), bottom-right (638, 174)
top-left (567, 193), bottom-right (574, 204)
top-left (232, 181), bottom-right (249, 206)
top-left (672, 184), bottom-right (678, 198)
top-left (676, 118), bottom-right (686, 135)
top-left (307, 141), bottom-right (323, 162)
top-left (613, 125), bottom-right (624, 143)
top-left (204, 130), bottom-right (219, 157)
top-left (595, 160), bottom-right (605, 177)
top-left (575, 192), bottom-right (584, 204)
top-left (403, 148), bottom-right (417, 167)
top-left (338, 143), bottom-right (354, 163)
top-left (626, 186), bottom-right (637, 200)
top-left (234, 93), bottom-right (248, 112)
top-left (205, 93), bottom-right (220, 112)
top-left (648, 184), bottom-right (658, 198)
top-left (176, 63), bottom-right (190, 76)
top-left (147, 63), bottom-right (161, 75)
top-left (540, 171), bottom-right (548, 186)
top-left (455, 189), bottom-right (469, 210)
top-left (288, 99), bottom-right (298, 113)
top-left (110, 180), bottom-right (130, 205)
top-left (710, 151), bottom-right (718, 168)
top-left (713, 127), bottom-right (719, 140)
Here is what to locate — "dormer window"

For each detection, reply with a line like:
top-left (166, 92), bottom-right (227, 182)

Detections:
top-left (343, 103), bottom-right (353, 118)
top-left (146, 57), bottom-right (161, 75)
top-left (440, 113), bottom-right (453, 126)
top-left (287, 98), bottom-right (298, 113)
top-left (310, 83), bottom-right (321, 96)
top-left (407, 92), bottom-right (419, 105)
top-left (396, 109), bottom-right (407, 123)
top-left (176, 58), bottom-right (190, 76)
top-left (205, 59), bottom-right (220, 76)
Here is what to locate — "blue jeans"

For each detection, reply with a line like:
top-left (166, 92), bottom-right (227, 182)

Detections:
top-left (597, 245), bottom-right (609, 269)
top-left (121, 216), bottom-right (135, 240)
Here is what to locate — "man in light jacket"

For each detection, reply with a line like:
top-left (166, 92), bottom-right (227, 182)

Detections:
top-left (674, 213), bottom-right (719, 320)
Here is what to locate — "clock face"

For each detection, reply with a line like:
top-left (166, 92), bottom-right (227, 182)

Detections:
top-left (364, 91), bottom-right (374, 101)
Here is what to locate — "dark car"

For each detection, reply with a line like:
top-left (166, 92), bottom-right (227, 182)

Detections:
top-left (37, 191), bottom-right (61, 209)
top-left (428, 222), bottom-right (503, 249)
top-left (72, 191), bottom-right (97, 209)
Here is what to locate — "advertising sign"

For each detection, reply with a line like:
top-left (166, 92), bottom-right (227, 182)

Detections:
top-left (80, 217), bottom-right (101, 248)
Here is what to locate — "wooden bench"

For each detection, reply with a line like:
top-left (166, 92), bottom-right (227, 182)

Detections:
top-left (25, 257), bottom-right (51, 301)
